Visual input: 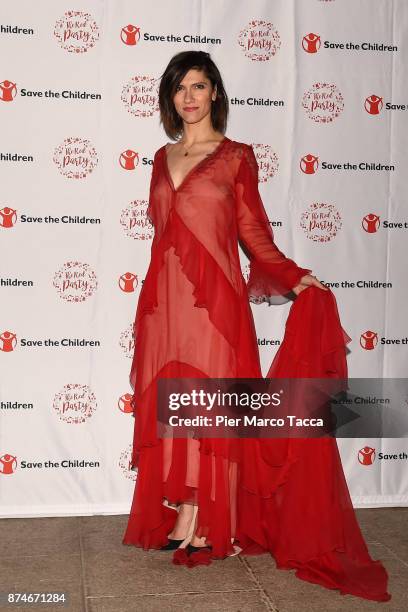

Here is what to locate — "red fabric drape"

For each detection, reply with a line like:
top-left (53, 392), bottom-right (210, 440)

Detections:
top-left (122, 138), bottom-right (391, 602)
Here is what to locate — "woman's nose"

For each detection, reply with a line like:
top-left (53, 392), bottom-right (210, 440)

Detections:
top-left (183, 89), bottom-right (194, 102)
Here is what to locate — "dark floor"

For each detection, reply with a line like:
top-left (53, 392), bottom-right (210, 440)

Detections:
top-left (0, 508), bottom-right (406, 611)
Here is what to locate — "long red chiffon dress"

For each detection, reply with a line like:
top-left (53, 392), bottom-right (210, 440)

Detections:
top-left (122, 136), bottom-right (391, 602)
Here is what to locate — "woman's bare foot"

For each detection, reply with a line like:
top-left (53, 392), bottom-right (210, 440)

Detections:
top-left (168, 503), bottom-right (195, 540)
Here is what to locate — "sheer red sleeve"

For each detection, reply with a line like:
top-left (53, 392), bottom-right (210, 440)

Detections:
top-left (235, 144), bottom-right (312, 304)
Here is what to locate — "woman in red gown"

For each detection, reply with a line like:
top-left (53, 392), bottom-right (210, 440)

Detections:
top-left (123, 51), bottom-right (391, 602)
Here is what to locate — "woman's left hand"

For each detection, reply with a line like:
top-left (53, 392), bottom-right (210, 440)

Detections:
top-left (292, 274), bottom-right (328, 296)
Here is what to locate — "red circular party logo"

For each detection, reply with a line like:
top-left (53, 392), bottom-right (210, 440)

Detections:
top-left (302, 83), bottom-right (344, 123)
top-left (120, 323), bottom-right (135, 358)
top-left (119, 444), bottom-right (137, 480)
top-left (121, 76), bottom-right (159, 118)
top-left (54, 11), bottom-right (99, 53)
top-left (238, 20), bottom-right (281, 61)
top-left (252, 144), bottom-right (279, 182)
top-left (53, 384), bottom-right (97, 424)
top-left (300, 202), bottom-right (342, 242)
top-left (53, 137), bottom-right (98, 179)
top-left (53, 261), bottom-right (98, 302)
top-left (120, 200), bottom-right (154, 240)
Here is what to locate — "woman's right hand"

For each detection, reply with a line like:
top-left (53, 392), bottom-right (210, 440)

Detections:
top-left (292, 274), bottom-right (328, 296)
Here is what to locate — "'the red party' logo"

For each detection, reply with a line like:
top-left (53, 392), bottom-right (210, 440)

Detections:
top-left (0, 207), bottom-right (17, 227)
top-left (300, 154), bottom-right (319, 174)
top-left (364, 95), bottom-right (383, 115)
top-left (120, 24), bottom-right (141, 46)
top-left (121, 76), bottom-right (159, 118)
top-left (54, 11), bottom-right (100, 53)
top-left (119, 272), bottom-right (138, 293)
top-left (0, 454), bottom-right (18, 474)
top-left (0, 331), bottom-right (17, 352)
top-left (53, 137), bottom-right (98, 179)
top-left (53, 261), bottom-right (98, 302)
top-left (0, 80), bottom-right (17, 101)
top-left (358, 446), bottom-right (376, 465)
top-left (252, 144), bottom-right (279, 182)
top-left (119, 150), bottom-right (139, 170)
top-left (118, 393), bottom-right (134, 414)
top-left (119, 324), bottom-right (135, 358)
top-left (53, 384), bottom-right (97, 424)
top-left (302, 83), bottom-right (344, 123)
top-left (300, 203), bottom-right (342, 242)
top-left (119, 444), bottom-right (137, 480)
top-left (362, 214), bottom-right (380, 233)
top-left (302, 33), bottom-right (321, 53)
top-left (120, 200), bottom-right (153, 240)
top-left (238, 20), bottom-right (281, 61)
top-left (360, 331), bottom-right (378, 350)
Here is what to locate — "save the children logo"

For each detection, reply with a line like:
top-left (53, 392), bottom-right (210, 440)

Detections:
top-left (0, 454), bottom-right (18, 474)
top-left (360, 331), bottom-right (378, 350)
top-left (302, 33), bottom-right (321, 53)
top-left (0, 331), bottom-right (17, 352)
top-left (54, 11), bottom-right (100, 53)
top-left (53, 261), bottom-right (98, 302)
top-left (252, 144), bottom-right (279, 182)
top-left (300, 154), bottom-right (319, 174)
top-left (119, 149), bottom-right (140, 170)
top-left (119, 444), bottom-right (137, 480)
top-left (120, 200), bottom-right (154, 240)
top-left (238, 20), bottom-right (281, 61)
top-left (118, 393), bottom-right (134, 414)
top-left (53, 137), bottom-right (98, 179)
top-left (300, 202), bottom-right (342, 242)
top-left (302, 82), bottom-right (344, 123)
top-left (120, 24), bottom-right (141, 45)
top-left (53, 384), bottom-right (97, 424)
top-left (362, 214), bottom-right (381, 233)
top-left (118, 272), bottom-right (138, 293)
top-left (121, 75), bottom-right (159, 118)
top-left (0, 207), bottom-right (17, 227)
top-left (0, 80), bottom-right (17, 101)
top-left (358, 446), bottom-right (375, 465)
top-left (364, 95), bottom-right (383, 115)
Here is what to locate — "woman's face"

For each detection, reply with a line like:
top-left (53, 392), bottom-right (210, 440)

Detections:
top-left (172, 68), bottom-right (217, 127)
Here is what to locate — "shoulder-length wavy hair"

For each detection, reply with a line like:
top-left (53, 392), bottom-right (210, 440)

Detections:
top-left (158, 50), bottom-right (229, 141)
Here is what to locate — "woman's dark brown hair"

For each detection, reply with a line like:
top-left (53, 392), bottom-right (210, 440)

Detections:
top-left (158, 50), bottom-right (229, 141)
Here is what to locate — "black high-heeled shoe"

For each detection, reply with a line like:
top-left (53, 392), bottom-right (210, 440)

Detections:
top-left (159, 537), bottom-right (187, 551)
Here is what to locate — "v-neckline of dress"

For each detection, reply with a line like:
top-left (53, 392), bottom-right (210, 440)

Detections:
top-left (163, 137), bottom-right (229, 193)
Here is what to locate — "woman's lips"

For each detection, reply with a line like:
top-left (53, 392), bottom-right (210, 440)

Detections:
top-left (183, 107), bottom-right (199, 112)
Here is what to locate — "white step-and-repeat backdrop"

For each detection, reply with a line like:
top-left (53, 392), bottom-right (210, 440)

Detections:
top-left (1, 0), bottom-right (407, 517)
